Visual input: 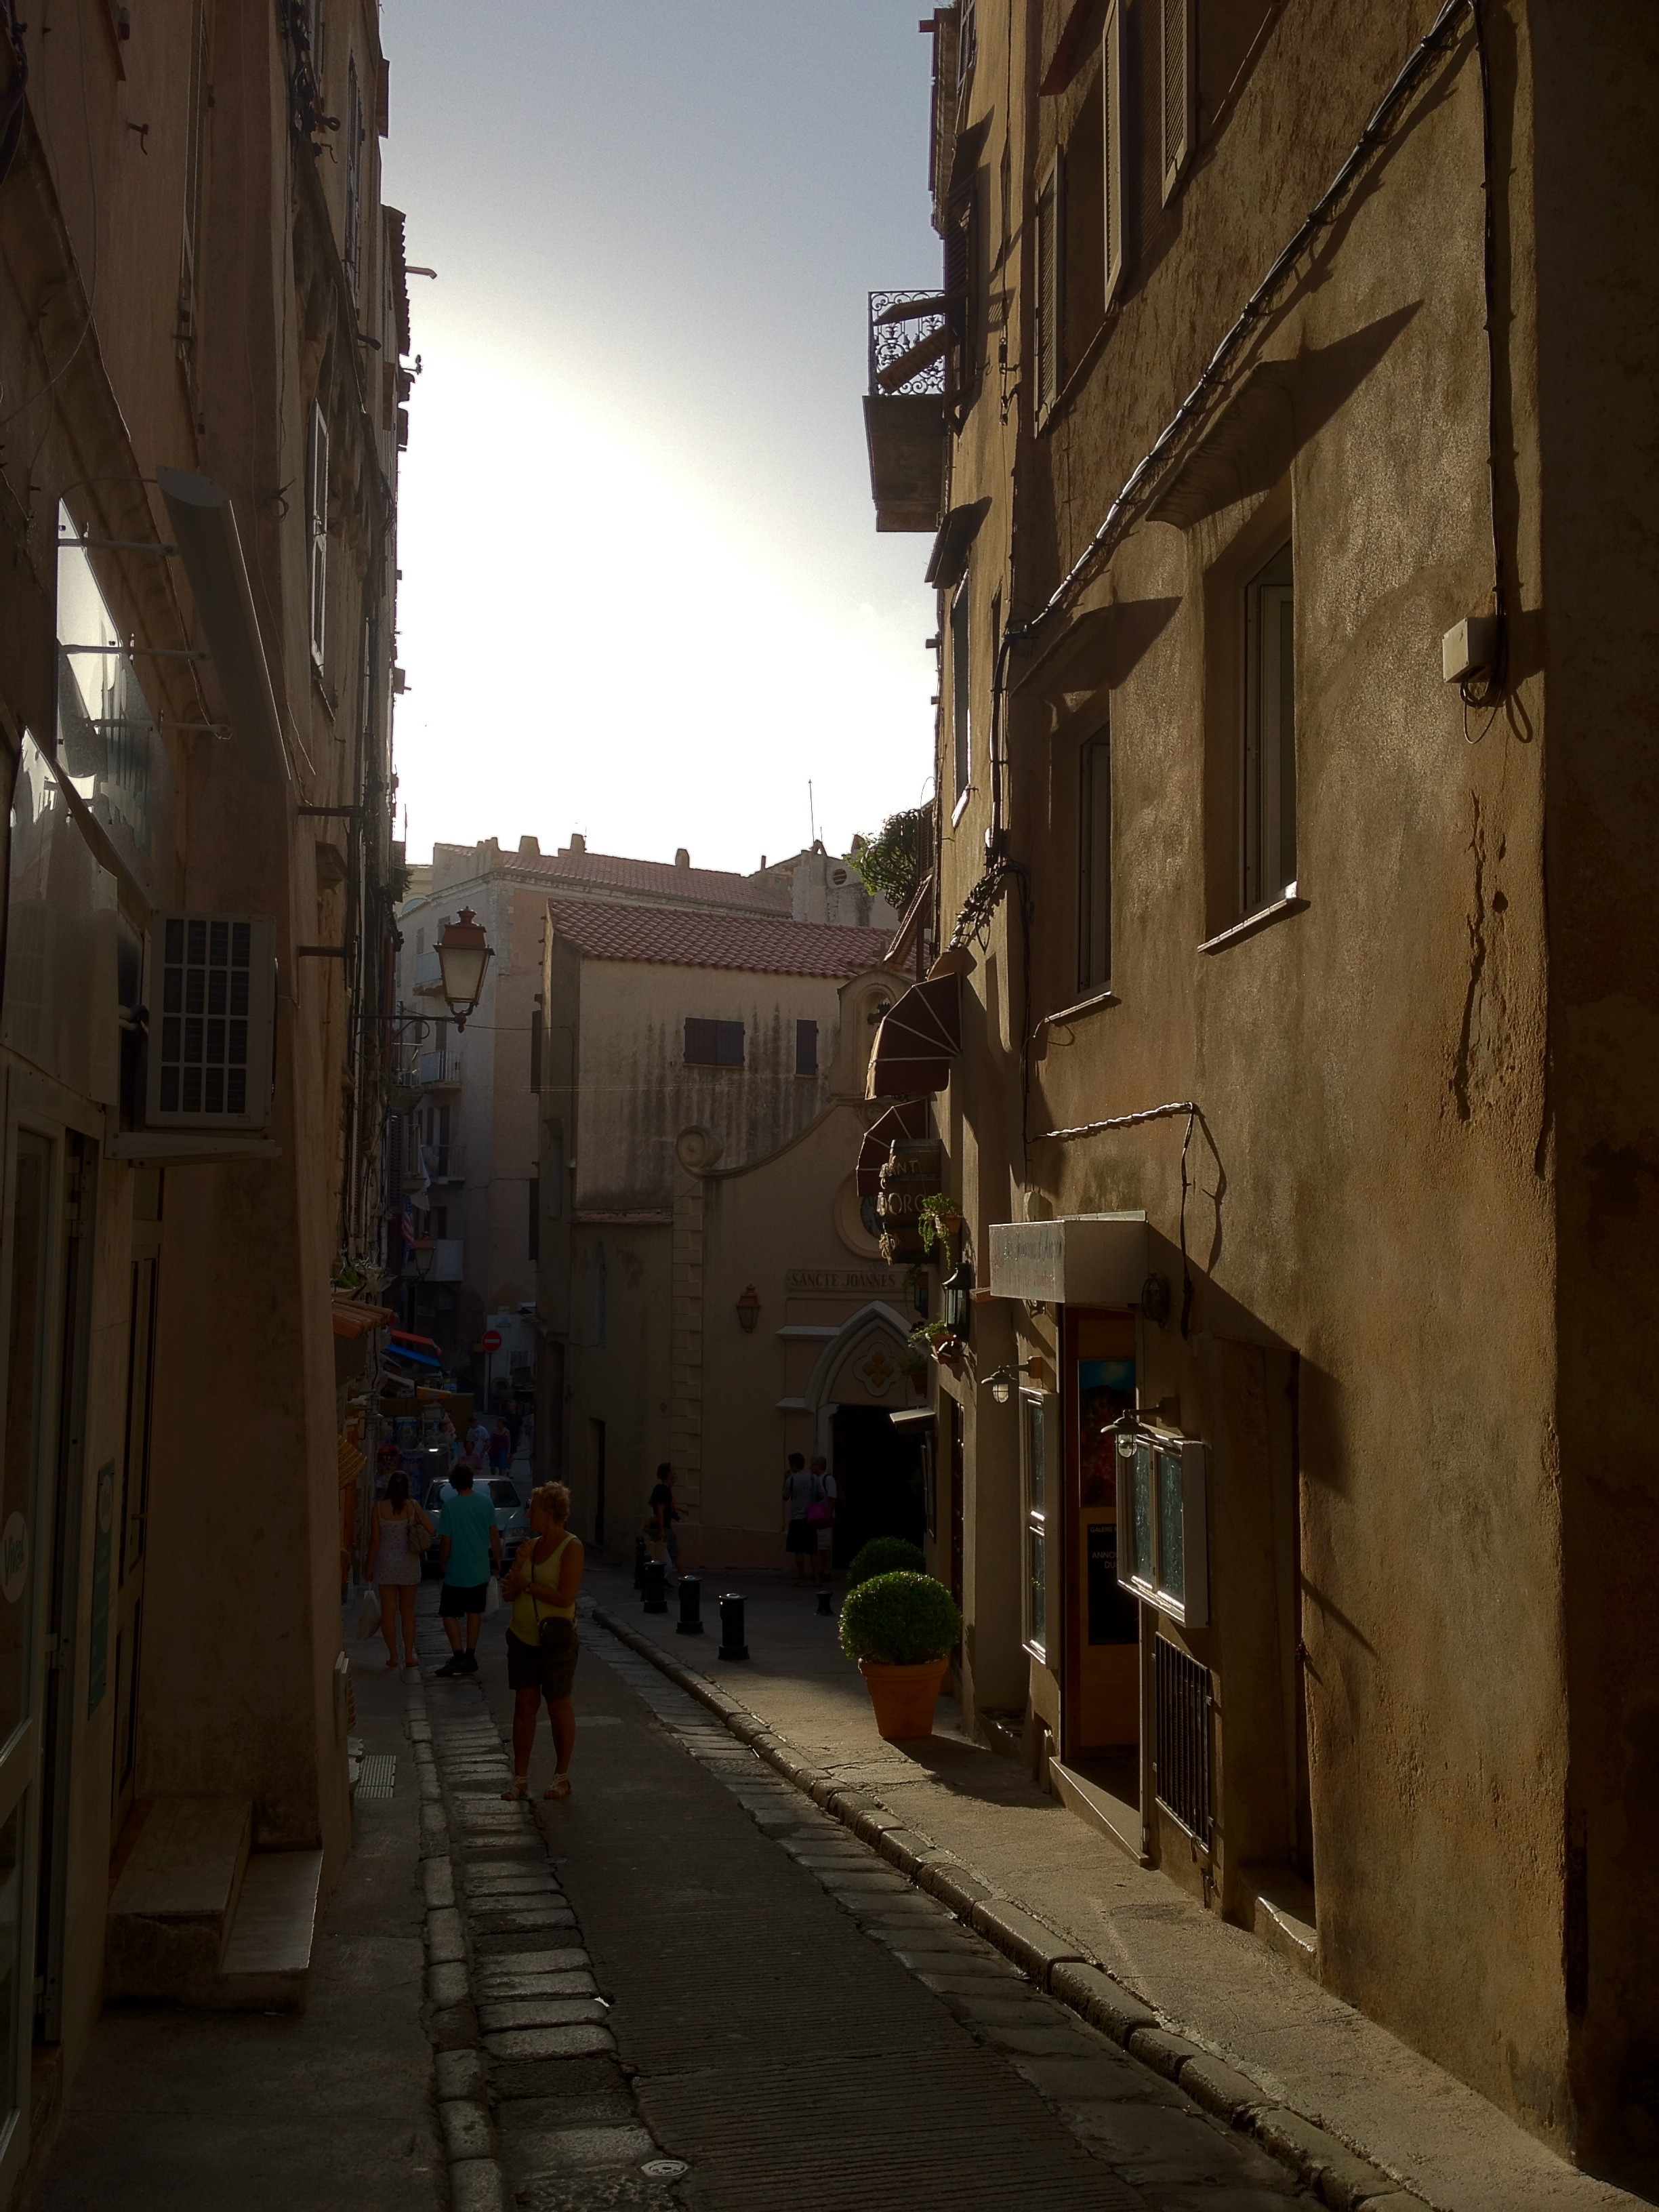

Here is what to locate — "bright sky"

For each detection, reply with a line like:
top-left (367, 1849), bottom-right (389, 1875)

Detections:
top-left (382, 3), bottom-right (941, 877)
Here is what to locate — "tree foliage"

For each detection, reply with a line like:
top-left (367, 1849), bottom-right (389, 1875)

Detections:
top-left (851, 806), bottom-right (929, 915)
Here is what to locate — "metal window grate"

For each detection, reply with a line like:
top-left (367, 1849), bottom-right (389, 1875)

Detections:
top-left (355, 1754), bottom-right (396, 1800)
top-left (1154, 1635), bottom-right (1212, 1846)
top-left (158, 916), bottom-right (251, 1115)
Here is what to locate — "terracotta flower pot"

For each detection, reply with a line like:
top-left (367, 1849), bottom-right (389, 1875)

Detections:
top-left (859, 1655), bottom-right (949, 1741)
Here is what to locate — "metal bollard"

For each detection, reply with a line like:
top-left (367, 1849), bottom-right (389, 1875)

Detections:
top-left (633, 1536), bottom-right (648, 1593)
top-left (717, 1591), bottom-right (749, 1660)
top-left (642, 1559), bottom-right (668, 1614)
top-left (676, 1574), bottom-right (704, 1635)
top-left (815, 1587), bottom-right (833, 1617)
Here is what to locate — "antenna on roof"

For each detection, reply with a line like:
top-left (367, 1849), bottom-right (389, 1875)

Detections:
top-left (808, 779), bottom-right (816, 848)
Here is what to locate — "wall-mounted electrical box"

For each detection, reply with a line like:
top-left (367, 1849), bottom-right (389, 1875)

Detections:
top-left (1442, 615), bottom-right (1496, 684)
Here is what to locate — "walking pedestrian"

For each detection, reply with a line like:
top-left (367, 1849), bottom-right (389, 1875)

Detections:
top-left (433, 1462), bottom-right (501, 1677)
top-left (782, 1450), bottom-right (817, 1585)
top-left (808, 1452), bottom-right (838, 1587)
top-left (466, 1411), bottom-right (491, 1462)
top-left (366, 1469), bottom-right (432, 1675)
top-left (489, 1416), bottom-right (512, 1474)
top-left (648, 1462), bottom-right (680, 1579)
top-left (501, 1481), bottom-right (584, 1801)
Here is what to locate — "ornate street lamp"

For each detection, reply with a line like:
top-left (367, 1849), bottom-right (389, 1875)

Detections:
top-left (411, 1233), bottom-right (436, 1282)
top-left (735, 1285), bottom-right (761, 1334)
top-left (435, 907), bottom-right (493, 1031)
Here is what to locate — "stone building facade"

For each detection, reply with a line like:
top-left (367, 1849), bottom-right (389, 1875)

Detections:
top-left (864, 0), bottom-right (1659, 2181)
top-left (0, 0), bottom-right (406, 2190)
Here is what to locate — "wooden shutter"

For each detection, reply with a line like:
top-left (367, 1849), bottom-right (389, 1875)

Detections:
top-left (1160, 0), bottom-right (1194, 204)
top-left (307, 401), bottom-right (328, 668)
top-left (1103, 0), bottom-right (1124, 304)
top-left (1034, 159), bottom-right (1060, 411)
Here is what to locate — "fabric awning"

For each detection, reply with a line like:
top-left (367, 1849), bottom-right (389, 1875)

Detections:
top-left (390, 1327), bottom-right (442, 1353)
top-left (332, 1298), bottom-right (394, 1340)
top-left (866, 972), bottom-right (961, 1098)
top-left (385, 1342), bottom-right (442, 1371)
top-left (856, 1100), bottom-right (932, 1197)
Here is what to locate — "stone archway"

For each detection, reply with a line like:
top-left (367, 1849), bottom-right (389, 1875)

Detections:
top-left (802, 1302), bottom-right (925, 1565)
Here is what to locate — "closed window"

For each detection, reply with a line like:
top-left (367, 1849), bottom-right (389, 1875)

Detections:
top-left (529, 1007), bottom-right (543, 1093)
top-left (527, 1179), bottom-right (539, 1263)
top-left (684, 1018), bottom-right (743, 1068)
top-left (1242, 541), bottom-right (1296, 914)
top-left (795, 1019), bottom-right (818, 1076)
top-left (1103, 0), bottom-right (1124, 304)
top-left (1078, 726), bottom-right (1111, 994)
top-left (1160, 0), bottom-right (1195, 203)
top-left (306, 402), bottom-right (328, 669)
top-left (1033, 163), bottom-right (1059, 413)
top-left (344, 56), bottom-right (364, 298)
top-left (951, 580), bottom-right (972, 810)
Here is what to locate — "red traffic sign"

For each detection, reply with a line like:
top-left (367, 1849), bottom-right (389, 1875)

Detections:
top-left (480, 1328), bottom-right (503, 1353)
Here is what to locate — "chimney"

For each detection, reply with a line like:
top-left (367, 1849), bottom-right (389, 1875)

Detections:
top-left (518, 834), bottom-right (541, 859)
top-left (568, 832), bottom-right (587, 855)
top-left (674, 847), bottom-right (691, 869)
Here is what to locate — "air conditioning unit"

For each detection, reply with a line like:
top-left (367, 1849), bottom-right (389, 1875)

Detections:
top-left (144, 913), bottom-right (277, 1130)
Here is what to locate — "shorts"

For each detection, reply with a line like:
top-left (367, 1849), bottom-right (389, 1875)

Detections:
top-left (439, 1580), bottom-right (489, 1617)
top-left (507, 1626), bottom-right (579, 1702)
top-left (786, 1518), bottom-right (815, 1556)
top-left (815, 1524), bottom-right (834, 1553)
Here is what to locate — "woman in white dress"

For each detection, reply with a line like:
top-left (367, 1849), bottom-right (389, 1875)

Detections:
top-left (367, 1469), bottom-right (432, 1675)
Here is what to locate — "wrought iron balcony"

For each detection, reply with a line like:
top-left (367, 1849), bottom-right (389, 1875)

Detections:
top-left (868, 291), bottom-right (949, 397)
top-left (864, 291), bottom-right (948, 534)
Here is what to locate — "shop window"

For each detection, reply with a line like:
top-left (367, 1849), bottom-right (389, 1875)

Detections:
top-left (684, 1018), bottom-right (743, 1068)
top-left (1118, 1423), bottom-right (1208, 1626)
top-left (1241, 539), bottom-right (1296, 914)
top-left (1077, 724), bottom-right (1111, 994)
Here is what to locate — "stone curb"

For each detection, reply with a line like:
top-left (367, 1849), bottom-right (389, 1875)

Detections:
top-left (406, 1676), bottom-right (509, 2212)
top-left (590, 1603), bottom-right (1424, 2212)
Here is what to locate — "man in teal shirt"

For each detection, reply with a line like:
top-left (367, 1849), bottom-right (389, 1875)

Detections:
top-left (434, 1464), bottom-right (501, 1677)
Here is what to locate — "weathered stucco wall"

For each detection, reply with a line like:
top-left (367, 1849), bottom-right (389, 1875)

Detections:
top-left (909, 0), bottom-right (1654, 2163)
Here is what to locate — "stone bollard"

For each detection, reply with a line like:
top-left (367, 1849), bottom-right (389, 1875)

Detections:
top-left (642, 1559), bottom-right (668, 1614)
top-left (815, 1587), bottom-right (834, 1617)
top-left (717, 1592), bottom-right (749, 1661)
top-left (676, 1574), bottom-right (704, 1635)
top-left (633, 1536), bottom-right (648, 1593)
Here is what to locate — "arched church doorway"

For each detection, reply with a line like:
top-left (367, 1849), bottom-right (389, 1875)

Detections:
top-left (831, 1406), bottom-right (924, 1567)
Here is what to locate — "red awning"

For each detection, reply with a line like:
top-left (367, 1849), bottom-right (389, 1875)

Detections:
top-left (866, 972), bottom-right (961, 1099)
top-left (856, 1100), bottom-right (932, 1197)
top-left (390, 1326), bottom-right (442, 1354)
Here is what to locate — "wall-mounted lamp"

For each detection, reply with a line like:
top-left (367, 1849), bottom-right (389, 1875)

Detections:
top-left (436, 907), bottom-right (493, 1031)
top-left (735, 1284), bottom-right (761, 1334)
top-left (411, 1233), bottom-right (436, 1282)
top-left (983, 1354), bottom-right (1048, 1405)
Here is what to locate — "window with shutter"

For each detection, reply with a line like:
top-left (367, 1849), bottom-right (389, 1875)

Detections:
top-left (1241, 541), bottom-right (1296, 915)
top-left (307, 402), bottom-right (329, 669)
top-left (951, 579), bottom-right (972, 811)
top-left (1078, 724), bottom-right (1113, 993)
top-left (795, 1020), bottom-right (819, 1077)
top-left (344, 56), bottom-right (364, 298)
top-left (1161, 0), bottom-right (1195, 203)
top-left (176, 2), bottom-right (211, 371)
top-left (1034, 160), bottom-right (1060, 413)
top-left (529, 1007), bottom-right (543, 1093)
top-left (1103, 1), bottom-right (1124, 304)
top-left (684, 1019), bottom-right (744, 1068)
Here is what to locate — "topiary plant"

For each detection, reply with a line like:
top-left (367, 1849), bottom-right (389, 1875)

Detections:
top-left (839, 1570), bottom-right (963, 1667)
top-left (846, 1535), bottom-right (926, 1589)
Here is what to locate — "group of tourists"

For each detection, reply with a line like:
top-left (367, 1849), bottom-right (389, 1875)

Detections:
top-left (783, 1451), bottom-right (837, 1587)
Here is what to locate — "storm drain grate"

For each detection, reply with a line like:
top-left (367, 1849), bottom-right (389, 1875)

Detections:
top-left (355, 1754), bottom-right (396, 1799)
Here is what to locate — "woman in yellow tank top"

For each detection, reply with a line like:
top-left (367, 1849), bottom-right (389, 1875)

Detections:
top-left (501, 1481), bottom-right (585, 1800)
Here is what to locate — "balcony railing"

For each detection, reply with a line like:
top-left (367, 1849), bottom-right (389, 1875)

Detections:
top-left (417, 1049), bottom-right (461, 1088)
top-left (868, 291), bottom-right (949, 396)
top-left (403, 1143), bottom-right (464, 1190)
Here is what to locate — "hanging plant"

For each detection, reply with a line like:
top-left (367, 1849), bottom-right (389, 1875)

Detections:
top-left (916, 1191), bottom-right (962, 1261)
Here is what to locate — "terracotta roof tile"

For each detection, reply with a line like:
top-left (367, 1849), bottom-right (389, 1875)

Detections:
top-left (524, 848), bottom-right (790, 914)
top-left (546, 900), bottom-right (892, 979)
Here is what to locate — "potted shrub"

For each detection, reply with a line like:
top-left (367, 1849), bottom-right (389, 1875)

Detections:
top-left (839, 1570), bottom-right (963, 1740)
top-left (845, 1536), bottom-right (926, 1589)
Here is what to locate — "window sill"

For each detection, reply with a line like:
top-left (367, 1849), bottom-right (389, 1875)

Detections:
top-left (1198, 891), bottom-right (1307, 956)
top-left (1037, 986), bottom-right (1118, 1033)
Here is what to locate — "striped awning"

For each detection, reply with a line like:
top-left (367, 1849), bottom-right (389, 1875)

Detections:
top-left (865, 972), bottom-right (960, 1098)
top-left (855, 1100), bottom-right (932, 1197)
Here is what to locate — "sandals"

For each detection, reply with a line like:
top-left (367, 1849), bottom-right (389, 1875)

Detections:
top-left (500, 1777), bottom-right (529, 1801)
top-left (544, 1776), bottom-right (571, 1801)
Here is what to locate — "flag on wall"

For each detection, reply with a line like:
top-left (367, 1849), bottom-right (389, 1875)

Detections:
top-left (402, 1195), bottom-right (416, 1250)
